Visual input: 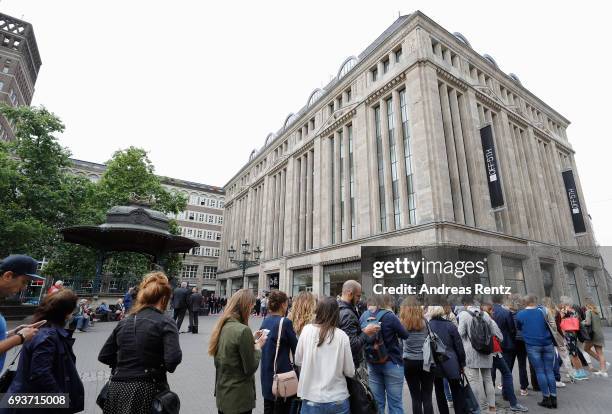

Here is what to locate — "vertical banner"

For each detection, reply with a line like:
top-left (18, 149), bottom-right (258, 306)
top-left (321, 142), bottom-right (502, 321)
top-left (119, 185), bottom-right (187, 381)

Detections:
top-left (562, 170), bottom-right (586, 233)
top-left (480, 125), bottom-right (505, 208)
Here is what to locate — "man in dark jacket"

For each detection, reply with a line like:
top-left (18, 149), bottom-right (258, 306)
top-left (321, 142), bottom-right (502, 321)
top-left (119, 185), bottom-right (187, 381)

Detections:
top-left (337, 280), bottom-right (380, 367)
top-left (491, 295), bottom-right (517, 386)
top-left (188, 288), bottom-right (203, 334)
top-left (172, 282), bottom-right (190, 331)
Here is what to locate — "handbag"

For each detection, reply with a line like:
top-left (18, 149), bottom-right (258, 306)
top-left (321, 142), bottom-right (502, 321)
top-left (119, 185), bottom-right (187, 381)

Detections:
top-left (0, 348), bottom-right (22, 393)
top-left (346, 365), bottom-right (378, 414)
top-left (425, 320), bottom-right (449, 377)
top-left (96, 379), bottom-right (110, 409)
top-left (560, 316), bottom-right (580, 332)
top-left (461, 373), bottom-right (481, 414)
top-left (272, 317), bottom-right (298, 398)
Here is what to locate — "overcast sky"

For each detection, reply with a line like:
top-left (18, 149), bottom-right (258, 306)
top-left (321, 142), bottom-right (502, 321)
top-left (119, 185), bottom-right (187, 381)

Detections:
top-left (3, 0), bottom-right (612, 247)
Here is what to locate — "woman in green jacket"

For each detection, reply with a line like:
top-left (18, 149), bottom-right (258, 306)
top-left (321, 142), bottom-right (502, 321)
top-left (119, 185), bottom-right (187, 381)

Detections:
top-left (583, 301), bottom-right (608, 377)
top-left (209, 288), bottom-right (268, 414)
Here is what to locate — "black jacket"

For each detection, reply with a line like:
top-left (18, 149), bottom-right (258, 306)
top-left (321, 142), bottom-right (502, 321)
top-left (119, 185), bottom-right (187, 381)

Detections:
top-left (172, 287), bottom-right (190, 309)
top-left (98, 306), bottom-right (182, 383)
top-left (1, 326), bottom-right (84, 414)
top-left (338, 300), bottom-right (370, 366)
top-left (188, 293), bottom-right (203, 312)
top-left (428, 317), bottom-right (466, 379)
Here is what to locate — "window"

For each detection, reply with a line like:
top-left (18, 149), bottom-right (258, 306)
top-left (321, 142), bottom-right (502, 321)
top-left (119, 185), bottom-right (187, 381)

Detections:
top-left (216, 233), bottom-right (222, 240)
top-left (196, 229), bottom-right (203, 239)
top-left (219, 201), bottom-right (224, 208)
top-left (394, 47), bottom-right (403, 63)
top-left (382, 58), bottom-right (390, 74)
top-left (9, 89), bottom-right (17, 106)
top-left (217, 216), bottom-right (224, 225)
top-left (204, 247), bottom-right (212, 256)
top-left (188, 211), bottom-right (195, 221)
top-left (209, 199), bottom-right (217, 208)
top-left (203, 266), bottom-right (217, 279)
top-left (189, 195), bottom-right (198, 205)
top-left (346, 88), bottom-right (352, 102)
top-left (374, 105), bottom-right (386, 231)
top-left (181, 264), bottom-right (198, 278)
top-left (0, 81), bottom-right (3, 91)
top-left (207, 215), bottom-right (214, 223)
top-left (2, 67), bottom-right (8, 74)
top-left (502, 257), bottom-right (527, 295)
top-left (371, 67), bottom-right (378, 81)
top-left (213, 248), bottom-right (220, 257)
top-left (310, 118), bottom-right (315, 131)
top-left (328, 102), bottom-right (335, 116)
top-left (206, 231), bottom-right (213, 240)
top-left (585, 269), bottom-right (603, 314)
top-left (292, 269), bottom-right (313, 296)
top-left (387, 97), bottom-right (400, 229)
top-left (336, 96), bottom-right (342, 109)
top-left (565, 266), bottom-right (581, 306)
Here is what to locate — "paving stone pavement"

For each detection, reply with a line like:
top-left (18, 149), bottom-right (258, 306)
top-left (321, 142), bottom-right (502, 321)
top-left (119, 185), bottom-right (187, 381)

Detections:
top-left (7, 314), bottom-right (609, 413)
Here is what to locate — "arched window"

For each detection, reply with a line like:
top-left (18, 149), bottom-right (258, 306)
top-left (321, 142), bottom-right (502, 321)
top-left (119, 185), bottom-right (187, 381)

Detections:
top-left (452, 32), bottom-right (471, 48)
top-left (283, 113), bottom-right (296, 130)
top-left (306, 88), bottom-right (323, 107)
top-left (264, 133), bottom-right (276, 146)
top-left (482, 54), bottom-right (499, 69)
top-left (337, 56), bottom-right (358, 79)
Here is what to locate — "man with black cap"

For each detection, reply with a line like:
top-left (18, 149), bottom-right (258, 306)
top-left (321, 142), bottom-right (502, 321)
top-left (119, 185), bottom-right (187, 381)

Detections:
top-left (0, 255), bottom-right (46, 370)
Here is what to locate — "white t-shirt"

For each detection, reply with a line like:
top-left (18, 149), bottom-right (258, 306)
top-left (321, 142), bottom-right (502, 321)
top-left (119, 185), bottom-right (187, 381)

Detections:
top-left (294, 324), bottom-right (355, 403)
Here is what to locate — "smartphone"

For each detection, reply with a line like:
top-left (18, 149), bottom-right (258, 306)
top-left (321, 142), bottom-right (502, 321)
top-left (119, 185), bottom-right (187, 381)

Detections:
top-left (261, 329), bottom-right (270, 336)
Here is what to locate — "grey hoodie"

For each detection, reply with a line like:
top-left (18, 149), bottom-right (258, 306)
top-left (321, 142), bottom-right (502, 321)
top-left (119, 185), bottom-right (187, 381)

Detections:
top-left (458, 306), bottom-right (503, 368)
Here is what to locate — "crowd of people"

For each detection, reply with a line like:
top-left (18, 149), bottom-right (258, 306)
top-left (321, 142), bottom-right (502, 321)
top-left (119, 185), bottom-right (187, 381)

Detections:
top-left (210, 281), bottom-right (609, 414)
top-left (0, 253), bottom-right (609, 414)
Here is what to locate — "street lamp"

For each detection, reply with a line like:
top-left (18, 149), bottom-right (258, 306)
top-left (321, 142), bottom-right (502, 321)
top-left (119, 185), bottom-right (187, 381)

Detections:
top-left (228, 239), bottom-right (262, 278)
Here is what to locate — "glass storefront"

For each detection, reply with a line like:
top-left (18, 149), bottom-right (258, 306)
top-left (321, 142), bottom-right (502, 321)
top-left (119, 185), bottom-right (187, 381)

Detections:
top-left (585, 269), bottom-right (603, 314)
top-left (324, 261), bottom-right (361, 297)
top-left (502, 257), bottom-right (527, 296)
top-left (231, 277), bottom-right (243, 295)
top-left (292, 268), bottom-right (313, 297)
top-left (540, 263), bottom-right (554, 298)
top-left (248, 276), bottom-right (258, 295)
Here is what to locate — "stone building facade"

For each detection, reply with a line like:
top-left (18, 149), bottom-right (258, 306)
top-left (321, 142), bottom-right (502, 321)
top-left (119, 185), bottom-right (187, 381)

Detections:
top-left (218, 11), bottom-right (610, 319)
top-left (0, 13), bottom-right (41, 140)
top-left (70, 159), bottom-right (225, 294)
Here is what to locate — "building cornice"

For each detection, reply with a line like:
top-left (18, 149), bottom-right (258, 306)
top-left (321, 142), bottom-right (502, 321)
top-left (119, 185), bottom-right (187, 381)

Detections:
top-left (320, 108), bottom-right (357, 137)
top-left (436, 67), bottom-right (468, 92)
top-left (365, 72), bottom-right (407, 105)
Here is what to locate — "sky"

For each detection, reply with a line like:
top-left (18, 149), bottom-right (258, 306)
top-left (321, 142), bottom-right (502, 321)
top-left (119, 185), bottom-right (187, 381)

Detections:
top-left (2, 0), bottom-right (612, 248)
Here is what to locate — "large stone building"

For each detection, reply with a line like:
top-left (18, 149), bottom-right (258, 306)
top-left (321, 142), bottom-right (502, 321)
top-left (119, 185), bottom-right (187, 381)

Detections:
top-left (70, 159), bottom-right (225, 294)
top-left (218, 11), bottom-right (610, 319)
top-left (0, 13), bottom-right (41, 140)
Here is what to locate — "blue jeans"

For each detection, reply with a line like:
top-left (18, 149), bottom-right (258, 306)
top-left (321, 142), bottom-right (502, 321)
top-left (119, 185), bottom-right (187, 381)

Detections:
top-left (493, 355), bottom-right (517, 406)
top-left (368, 361), bottom-right (404, 414)
top-left (300, 398), bottom-right (350, 414)
top-left (553, 349), bottom-right (561, 381)
top-left (74, 315), bottom-right (88, 331)
top-left (443, 379), bottom-right (452, 401)
top-left (526, 344), bottom-right (557, 397)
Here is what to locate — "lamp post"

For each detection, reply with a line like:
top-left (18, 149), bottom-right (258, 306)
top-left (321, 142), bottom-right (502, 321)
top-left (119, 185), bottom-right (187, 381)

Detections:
top-left (228, 239), bottom-right (262, 292)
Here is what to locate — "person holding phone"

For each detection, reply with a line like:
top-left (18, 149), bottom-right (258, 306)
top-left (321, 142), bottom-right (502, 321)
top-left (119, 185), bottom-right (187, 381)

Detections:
top-left (209, 288), bottom-right (267, 414)
top-left (1, 289), bottom-right (85, 413)
top-left (0, 255), bottom-right (46, 370)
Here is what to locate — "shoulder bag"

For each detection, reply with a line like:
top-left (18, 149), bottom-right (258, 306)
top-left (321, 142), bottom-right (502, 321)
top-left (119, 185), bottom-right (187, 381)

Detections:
top-left (272, 317), bottom-right (298, 398)
top-left (0, 347), bottom-right (22, 393)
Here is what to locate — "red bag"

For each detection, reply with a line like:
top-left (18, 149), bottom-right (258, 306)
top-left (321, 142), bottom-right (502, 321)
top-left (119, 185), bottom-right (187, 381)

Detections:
top-left (560, 317), bottom-right (580, 332)
top-left (493, 336), bottom-right (502, 353)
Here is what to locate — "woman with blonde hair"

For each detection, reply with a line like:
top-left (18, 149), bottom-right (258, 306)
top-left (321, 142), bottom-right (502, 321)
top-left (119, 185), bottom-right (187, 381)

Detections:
top-left (98, 272), bottom-right (182, 414)
top-left (209, 288), bottom-right (267, 414)
top-left (400, 297), bottom-right (433, 414)
top-left (583, 300), bottom-right (607, 377)
top-left (287, 291), bottom-right (316, 337)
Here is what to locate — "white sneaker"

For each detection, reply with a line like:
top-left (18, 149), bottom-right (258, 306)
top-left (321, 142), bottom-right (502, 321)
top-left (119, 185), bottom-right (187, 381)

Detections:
top-left (556, 381), bottom-right (566, 388)
top-left (593, 371), bottom-right (602, 376)
top-left (599, 371), bottom-right (608, 378)
top-left (497, 384), bottom-right (503, 390)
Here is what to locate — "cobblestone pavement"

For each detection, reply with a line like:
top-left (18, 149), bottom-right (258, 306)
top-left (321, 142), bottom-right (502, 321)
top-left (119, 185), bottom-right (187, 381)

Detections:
top-left (8, 314), bottom-right (609, 413)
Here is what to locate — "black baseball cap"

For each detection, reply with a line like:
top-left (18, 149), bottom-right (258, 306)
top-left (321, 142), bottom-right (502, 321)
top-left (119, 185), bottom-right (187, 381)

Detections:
top-left (0, 255), bottom-right (45, 280)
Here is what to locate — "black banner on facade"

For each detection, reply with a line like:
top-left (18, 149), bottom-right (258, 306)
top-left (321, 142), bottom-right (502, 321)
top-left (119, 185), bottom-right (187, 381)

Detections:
top-left (562, 169), bottom-right (586, 234)
top-left (480, 125), bottom-right (504, 208)
top-left (269, 273), bottom-right (279, 290)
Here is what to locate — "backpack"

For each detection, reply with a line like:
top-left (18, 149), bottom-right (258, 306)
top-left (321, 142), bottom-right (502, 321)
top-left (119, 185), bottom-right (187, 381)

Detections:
top-left (361, 310), bottom-right (390, 364)
top-left (466, 310), bottom-right (493, 354)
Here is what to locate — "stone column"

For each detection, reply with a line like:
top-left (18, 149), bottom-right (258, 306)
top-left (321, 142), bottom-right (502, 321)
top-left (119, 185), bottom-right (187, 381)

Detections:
top-left (439, 83), bottom-right (463, 223)
top-left (291, 158), bottom-right (301, 253)
top-left (573, 266), bottom-right (590, 305)
top-left (449, 88), bottom-right (475, 226)
top-left (523, 253), bottom-right (545, 298)
top-left (278, 169), bottom-right (286, 256)
top-left (334, 133), bottom-right (342, 242)
top-left (226, 278), bottom-right (233, 297)
top-left (320, 136), bottom-right (332, 246)
top-left (272, 174), bottom-right (280, 258)
top-left (264, 175), bottom-right (275, 259)
top-left (342, 126), bottom-right (351, 240)
top-left (392, 88), bottom-right (409, 228)
top-left (299, 155), bottom-right (307, 252)
top-left (312, 137), bottom-right (322, 248)
top-left (283, 159), bottom-right (295, 255)
top-left (312, 264), bottom-right (324, 299)
top-left (306, 150), bottom-right (314, 250)
top-left (486, 252), bottom-right (504, 286)
top-left (364, 104), bottom-right (381, 234)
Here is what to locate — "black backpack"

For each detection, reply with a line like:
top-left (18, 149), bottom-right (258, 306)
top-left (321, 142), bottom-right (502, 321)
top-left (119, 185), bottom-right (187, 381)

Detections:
top-left (467, 311), bottom-right (493, 354)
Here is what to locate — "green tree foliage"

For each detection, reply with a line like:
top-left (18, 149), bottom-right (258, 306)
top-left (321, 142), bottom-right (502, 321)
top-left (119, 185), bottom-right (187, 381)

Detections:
top-left (0, 105), bottom-right (187, 284)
